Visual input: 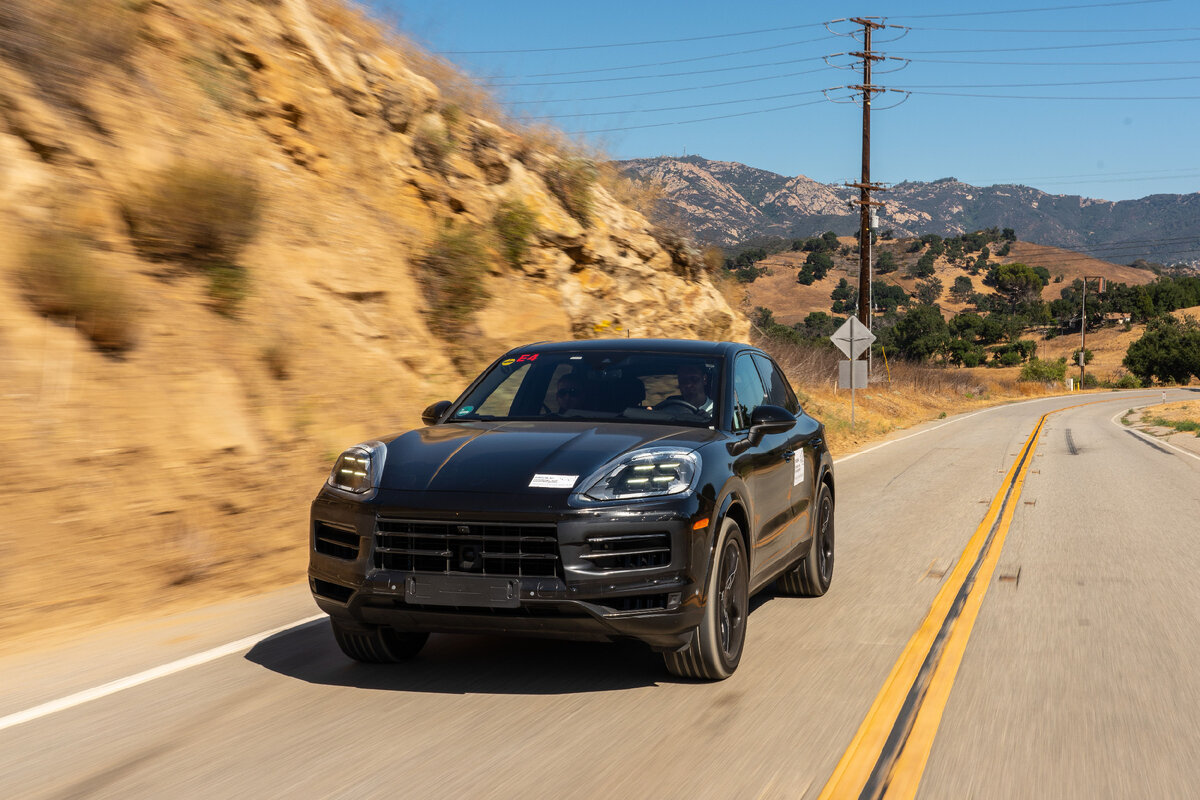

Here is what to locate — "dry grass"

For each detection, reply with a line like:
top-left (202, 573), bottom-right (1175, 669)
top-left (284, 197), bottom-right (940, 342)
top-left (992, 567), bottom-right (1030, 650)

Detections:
top-left (16, 228), bottom-right (139, 352)
top-left (125, 159), bottom-right (261, 266)
top-left (756, 335), bottom-right (1062, 456)
top-left (0, 0), bottom-right (141, 108)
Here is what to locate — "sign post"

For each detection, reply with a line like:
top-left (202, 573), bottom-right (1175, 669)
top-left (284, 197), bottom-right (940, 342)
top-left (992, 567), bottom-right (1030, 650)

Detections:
top-left (831, 316), bottom-right (876, 428)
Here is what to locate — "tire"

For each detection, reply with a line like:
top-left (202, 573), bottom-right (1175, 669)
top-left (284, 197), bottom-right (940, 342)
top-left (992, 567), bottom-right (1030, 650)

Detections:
top-left (330, 619), bottom-right (428, 663)
top-left (778, 481), bottom-right (834, 597)
top-left (664, 517), bottom-right (749, 680)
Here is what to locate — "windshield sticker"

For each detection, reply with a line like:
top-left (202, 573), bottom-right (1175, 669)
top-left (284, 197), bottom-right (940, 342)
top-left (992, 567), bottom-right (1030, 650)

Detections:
top-left (515, 353), bottom-right (539, 363)
top-left (457, 406), bottom-right (474, 416)
top-left (529, 473), bottom-right (578, 489)
top-left (501, 358), bottom-right (516, 366)
top-left (793, 456), bottom-right (804, 486)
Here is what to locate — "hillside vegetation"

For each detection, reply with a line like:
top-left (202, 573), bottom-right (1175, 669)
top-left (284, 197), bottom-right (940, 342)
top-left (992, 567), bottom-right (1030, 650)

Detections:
top-left (0, 0), bottom-right (746, 644)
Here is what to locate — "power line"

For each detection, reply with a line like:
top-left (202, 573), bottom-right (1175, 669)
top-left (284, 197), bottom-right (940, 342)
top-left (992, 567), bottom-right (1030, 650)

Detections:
top-left (439, 21), bottom-right (826, 54)
top-left (898, 0), bottom-right (1166, 19)
top-left (909, 57), bottom-right (1200, 66)
top-left (904, 74), bottom-right (1200, 88)
top-left (503, 66), bottom-right (834, 105)
top-left (909, 25), bottom-right (1193, 33)
top-left (908, 89), bottom-right (1200, 99)
top-left (482, 38), bottom-right (824, 80)
top-left (485, 50), bottom-right (829, 88)
top-left (524, 89), bottom-right (827, 120)
top-left (569, 99), bottom-right (828, 134)
top-left (895, 34), bottom-right (1200, 54)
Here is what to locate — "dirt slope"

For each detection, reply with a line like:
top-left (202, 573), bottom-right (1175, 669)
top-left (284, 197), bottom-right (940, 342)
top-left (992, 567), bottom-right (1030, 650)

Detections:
top-left (0, 0), bottom-right (747, 645)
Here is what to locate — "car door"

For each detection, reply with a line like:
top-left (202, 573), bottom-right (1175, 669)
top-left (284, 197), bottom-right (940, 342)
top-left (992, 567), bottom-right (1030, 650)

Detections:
top-left (730, 352), bottom-right (795, 574)
top-left (752, 352), bottom-right (818, 559)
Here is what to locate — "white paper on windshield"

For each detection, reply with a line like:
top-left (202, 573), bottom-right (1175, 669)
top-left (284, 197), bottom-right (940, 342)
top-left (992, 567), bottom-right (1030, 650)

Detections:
top-left (793, 456), bottom-right (804, 486)
top-left (529, 474), bottom-right (578, 489)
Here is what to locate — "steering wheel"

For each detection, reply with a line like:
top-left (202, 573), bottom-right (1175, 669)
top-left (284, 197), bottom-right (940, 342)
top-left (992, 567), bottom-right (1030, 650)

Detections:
top-left (655, 398), bottom-right (700, 413)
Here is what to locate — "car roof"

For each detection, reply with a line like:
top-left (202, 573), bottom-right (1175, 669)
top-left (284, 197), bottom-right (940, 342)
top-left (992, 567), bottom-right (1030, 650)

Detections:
top-left (501, 338), bottom-right (754, 358)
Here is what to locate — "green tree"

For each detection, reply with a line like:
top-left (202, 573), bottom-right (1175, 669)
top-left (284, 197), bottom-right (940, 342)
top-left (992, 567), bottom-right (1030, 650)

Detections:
top-left (875, 250), bottom-right (897, 274)
top-left (915, 276), bottom-right (943, 306)
top-left (950, 275), bottom-right (974, 303)
top-left (890, 304), bottom-right (950, 362)
top-left (911, 251), bottom-right (937, 278)
top-left (1123, 316), bottom-right (1200, 385)
top-left (984, 262), bottom-right (1047, 311)
top-left (830, 278), bottom-right (856, 314)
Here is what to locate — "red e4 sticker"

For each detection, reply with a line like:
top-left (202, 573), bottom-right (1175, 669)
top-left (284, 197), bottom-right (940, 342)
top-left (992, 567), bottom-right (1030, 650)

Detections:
top-left (515, 353), bottom-right (539, 362)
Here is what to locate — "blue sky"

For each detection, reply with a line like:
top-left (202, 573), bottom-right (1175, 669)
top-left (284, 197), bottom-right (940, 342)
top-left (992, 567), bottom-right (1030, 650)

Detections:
top-left (365, 0), bottom-right (1200, 202)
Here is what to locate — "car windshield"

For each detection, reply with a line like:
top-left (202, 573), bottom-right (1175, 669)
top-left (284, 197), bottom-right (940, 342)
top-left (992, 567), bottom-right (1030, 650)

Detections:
top-left (450, 350), bottom-right (723, 427)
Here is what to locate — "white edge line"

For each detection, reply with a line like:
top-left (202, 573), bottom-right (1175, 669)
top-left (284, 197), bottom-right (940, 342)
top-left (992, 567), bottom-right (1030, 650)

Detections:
top-left (0, 613), bottom-right (326, 733)
top-left (1111, 405), bottom-right (1200, 462)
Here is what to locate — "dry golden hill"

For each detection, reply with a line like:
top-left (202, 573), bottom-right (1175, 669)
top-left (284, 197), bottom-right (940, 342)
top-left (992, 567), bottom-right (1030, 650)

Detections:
top-left (0, 0), bottom-right (748, 645)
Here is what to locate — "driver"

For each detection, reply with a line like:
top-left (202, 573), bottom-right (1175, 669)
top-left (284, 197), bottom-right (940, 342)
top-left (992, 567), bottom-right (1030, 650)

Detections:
top-left (658, 363), bottom-right (713, 416)
top-left (555, 374), bottom-right (583, 413)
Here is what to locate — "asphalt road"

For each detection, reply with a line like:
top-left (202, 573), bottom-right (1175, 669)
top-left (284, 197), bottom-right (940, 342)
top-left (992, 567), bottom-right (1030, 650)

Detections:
top-left (2, 388), bottom-right (1198, 800)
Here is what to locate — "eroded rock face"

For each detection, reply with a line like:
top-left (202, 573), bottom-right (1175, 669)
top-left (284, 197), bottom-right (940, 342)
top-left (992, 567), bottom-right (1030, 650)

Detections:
top-left (0, 0), bottom-right (749, 643)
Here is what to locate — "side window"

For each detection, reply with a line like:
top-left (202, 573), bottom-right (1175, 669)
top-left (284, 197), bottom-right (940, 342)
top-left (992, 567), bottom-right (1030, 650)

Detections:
top-left (752, 353), bottom-right (800, 414)
top-left (731, 354), bottom-right (768, 430)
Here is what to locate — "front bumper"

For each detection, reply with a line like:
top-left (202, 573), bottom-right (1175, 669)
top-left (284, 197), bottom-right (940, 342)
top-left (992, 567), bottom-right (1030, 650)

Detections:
top-left (307, 489), bottom-right (714, 650)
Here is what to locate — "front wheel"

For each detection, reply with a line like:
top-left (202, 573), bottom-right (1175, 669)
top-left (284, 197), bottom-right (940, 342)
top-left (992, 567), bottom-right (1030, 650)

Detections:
top-left (778, 481), bottom-right (834, 597)
top-left (664, 517), bottom-right (749, 680)
top-left (330, 619), bottom-right (428, 663)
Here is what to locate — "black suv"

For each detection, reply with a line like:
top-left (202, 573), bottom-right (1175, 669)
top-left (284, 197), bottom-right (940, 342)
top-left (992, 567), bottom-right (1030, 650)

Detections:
top-left (309, 338), bottom-right (834, 679)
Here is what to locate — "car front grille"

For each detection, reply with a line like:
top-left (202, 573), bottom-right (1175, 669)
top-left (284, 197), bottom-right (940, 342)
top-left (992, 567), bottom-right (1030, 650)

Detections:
top-left (374, 518), bottom-right (561, 578)
top-left (314, 521), bottom-right (360, 560)
top-left (582, 532), bottom-right (671, 571)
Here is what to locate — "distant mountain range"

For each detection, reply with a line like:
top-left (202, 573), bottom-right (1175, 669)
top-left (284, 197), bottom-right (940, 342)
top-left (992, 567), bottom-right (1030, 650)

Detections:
top-left (615, 155), bottom-right (1200, 266)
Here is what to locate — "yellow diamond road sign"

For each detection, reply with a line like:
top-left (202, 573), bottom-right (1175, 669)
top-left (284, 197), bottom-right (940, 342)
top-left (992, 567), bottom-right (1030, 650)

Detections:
top-left (831, 316), bottom-right (876, 360)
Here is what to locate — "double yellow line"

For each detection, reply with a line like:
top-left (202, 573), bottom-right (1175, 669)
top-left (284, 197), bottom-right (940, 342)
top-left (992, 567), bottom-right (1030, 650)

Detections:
top-left (818, 395), bottom-right (1151, 799)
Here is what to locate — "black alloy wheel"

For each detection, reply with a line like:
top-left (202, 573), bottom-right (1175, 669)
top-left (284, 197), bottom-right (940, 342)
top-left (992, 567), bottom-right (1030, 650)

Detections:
top-left (664, 517), bottom-right (749, 680)
top-left (777, 481), bottom-right (834, 597)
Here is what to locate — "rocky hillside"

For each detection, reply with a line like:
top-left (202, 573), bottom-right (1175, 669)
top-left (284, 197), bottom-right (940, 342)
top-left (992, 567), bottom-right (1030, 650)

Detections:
top-left (618, 156), bottom-right (1200, 265)
top-left (0, 0), bottom-right (746, 642)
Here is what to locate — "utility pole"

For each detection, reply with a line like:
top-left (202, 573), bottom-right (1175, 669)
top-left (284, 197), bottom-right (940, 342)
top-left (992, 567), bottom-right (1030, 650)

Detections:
top-left (843, 18), bottom-right (888, 351)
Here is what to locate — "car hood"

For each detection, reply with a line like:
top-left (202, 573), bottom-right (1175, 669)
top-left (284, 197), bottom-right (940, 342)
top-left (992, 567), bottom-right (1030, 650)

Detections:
top-left (379, 421), bottom-right (722, 493)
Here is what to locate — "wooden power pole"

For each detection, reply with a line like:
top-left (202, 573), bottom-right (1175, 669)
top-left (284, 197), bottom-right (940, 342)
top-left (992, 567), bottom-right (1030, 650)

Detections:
top-left (844, 18), bottom-right (888, 336)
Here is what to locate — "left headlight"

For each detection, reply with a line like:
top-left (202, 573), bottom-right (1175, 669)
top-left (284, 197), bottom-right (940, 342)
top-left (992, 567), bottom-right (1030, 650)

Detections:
top-left (327, 441), bottom-right (387, 494)
top-left (577, 448), bottom-right (700, 502)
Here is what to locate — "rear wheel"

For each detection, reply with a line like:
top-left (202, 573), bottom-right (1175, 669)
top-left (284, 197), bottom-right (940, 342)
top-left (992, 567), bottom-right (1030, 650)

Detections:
top-left (778, 481), bottom-right (834, 597)
top-left (330, 619), bottom-right (428, 663)
top-left (664, 517), bottom-right (748, 680)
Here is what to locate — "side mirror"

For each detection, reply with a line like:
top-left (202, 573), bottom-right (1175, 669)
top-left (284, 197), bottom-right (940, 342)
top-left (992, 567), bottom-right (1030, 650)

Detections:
top-left (750, 404), bottom-right (797, 434)
top-left (421, 400), bottom-right (453, 426)
top-left (728, 405), bottom-right (796, 455)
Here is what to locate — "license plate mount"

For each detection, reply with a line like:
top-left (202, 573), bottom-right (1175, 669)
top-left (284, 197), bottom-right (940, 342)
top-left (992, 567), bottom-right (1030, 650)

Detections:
top-left (404, 575), bottom-right (522, 609)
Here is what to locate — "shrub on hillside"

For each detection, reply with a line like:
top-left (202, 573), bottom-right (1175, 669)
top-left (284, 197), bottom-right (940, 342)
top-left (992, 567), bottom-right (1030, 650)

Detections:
top-left (414, 223), bottom-right (492, 338)
top-left (494, 199), bottom-right (536, 268)
top-left (1, 0), bottom-right (140, 107)
top-left (1019, 357), bottom-right (1067, 383)
top-left (126, 160), bottom-right (261, 267)
top-left (18, 228), bottom-right (138, 352)
top-left (546, 157), bottom-right (597, 226)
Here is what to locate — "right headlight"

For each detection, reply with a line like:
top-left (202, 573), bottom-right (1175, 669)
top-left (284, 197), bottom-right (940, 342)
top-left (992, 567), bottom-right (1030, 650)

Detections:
top-left (577, 448), bottom-right (700, 502)
top-left (326, 441), bottom-right (386, 495)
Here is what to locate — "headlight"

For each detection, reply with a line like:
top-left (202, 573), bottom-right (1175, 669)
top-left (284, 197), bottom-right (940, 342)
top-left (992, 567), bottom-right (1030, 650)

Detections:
top-left (327, 441), bottom-right (386, 494)
top-left (578, 448), bottom-right (699, 501)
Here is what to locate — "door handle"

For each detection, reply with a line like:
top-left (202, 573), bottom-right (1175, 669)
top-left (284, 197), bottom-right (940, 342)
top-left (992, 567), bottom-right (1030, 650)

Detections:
top-left (783, 450), bottom-right (795, 462)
